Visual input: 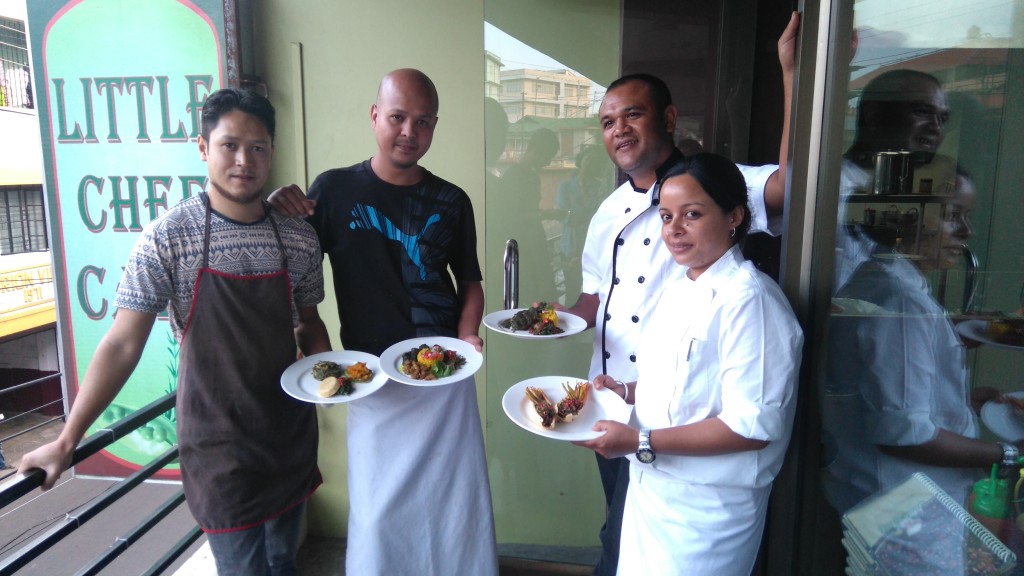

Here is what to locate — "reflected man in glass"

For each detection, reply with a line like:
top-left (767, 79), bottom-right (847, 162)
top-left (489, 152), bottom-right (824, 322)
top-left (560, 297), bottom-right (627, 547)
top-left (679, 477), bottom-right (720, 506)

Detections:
top-left (821, 70), bottom-right (1023, 517)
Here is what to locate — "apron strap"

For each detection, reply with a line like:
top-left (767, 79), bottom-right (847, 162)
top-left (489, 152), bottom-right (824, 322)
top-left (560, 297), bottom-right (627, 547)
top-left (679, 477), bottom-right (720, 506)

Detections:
top-left (202, 193), bottom-right (212, 270)
top-left (264, 202), bottom-right (289, 269)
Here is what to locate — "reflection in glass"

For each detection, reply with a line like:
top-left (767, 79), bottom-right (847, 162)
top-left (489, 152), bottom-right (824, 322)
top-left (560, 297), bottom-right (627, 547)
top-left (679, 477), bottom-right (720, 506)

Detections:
top-left (819, 0), bottom-right (1024, 567)
top-left (481, 7), bottom-right (621, 553)
top-left (484, 25), bottom-right (613, 305)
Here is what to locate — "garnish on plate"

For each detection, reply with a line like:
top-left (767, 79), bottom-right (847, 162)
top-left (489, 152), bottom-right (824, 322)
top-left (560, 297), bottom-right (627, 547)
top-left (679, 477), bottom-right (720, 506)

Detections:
top-left (499, 302), bottom-right (564, 336)
top-left (312, 360), bottom-right (373, 397)
top-left (525, 386), bottom-right (557, 429)
top-left (525, 381), bottom-right (591, 429)
top-left (399, 344), bottom-right (467, 381)
top-left (556, 381), bottom-right (590, 423)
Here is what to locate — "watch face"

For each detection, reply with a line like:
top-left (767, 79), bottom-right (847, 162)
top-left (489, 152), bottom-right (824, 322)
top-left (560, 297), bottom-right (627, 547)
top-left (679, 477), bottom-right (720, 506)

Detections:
top-left (637, 448), bottom-right (655, 464)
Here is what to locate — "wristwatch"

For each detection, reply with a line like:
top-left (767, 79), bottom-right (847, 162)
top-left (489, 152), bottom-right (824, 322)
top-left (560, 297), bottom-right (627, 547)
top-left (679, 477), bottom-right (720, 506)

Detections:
top-left (1000, 442), bottom-right (1019, 467)
top-left (636, 429), bottom-right (656, 464)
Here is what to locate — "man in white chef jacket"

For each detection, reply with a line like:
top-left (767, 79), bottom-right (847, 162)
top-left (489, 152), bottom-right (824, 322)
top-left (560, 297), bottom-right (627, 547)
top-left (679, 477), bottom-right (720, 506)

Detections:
top-left (558, 13), bottom-right (799, 575)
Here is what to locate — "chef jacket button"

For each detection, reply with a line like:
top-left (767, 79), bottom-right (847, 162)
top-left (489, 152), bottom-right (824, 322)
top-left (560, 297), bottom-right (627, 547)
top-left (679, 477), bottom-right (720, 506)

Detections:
top-left (625, 207), bottom-right (632, 213)
top-left (643, 238), bottom-right (651, 245)
top-left (638, 276), bottom-right (646, 283)
top-left (604, 351), bottom-right (611, 359)
top-left (632, 315), bottom-right (639, 323)
top-left (605, 313), bottom-right (612, 321)
top-left (616, 238), bottom-right (625, 246)
top-left (629, 354), bottom-right (637, 362)
top-left (613, 277), bottom-right (620, 285)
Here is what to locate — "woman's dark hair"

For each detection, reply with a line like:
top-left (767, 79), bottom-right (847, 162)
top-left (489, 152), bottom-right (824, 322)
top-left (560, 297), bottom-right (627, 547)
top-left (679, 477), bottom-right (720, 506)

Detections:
top-left (200, 88), bottom-right (276, 142)
top-left (656, 152), bottom-right (751, 242)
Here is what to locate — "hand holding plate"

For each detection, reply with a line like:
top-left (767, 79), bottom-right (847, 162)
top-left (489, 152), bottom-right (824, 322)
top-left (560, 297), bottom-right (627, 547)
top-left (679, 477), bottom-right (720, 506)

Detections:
top-left (573, 420), bottom-right (638, 459)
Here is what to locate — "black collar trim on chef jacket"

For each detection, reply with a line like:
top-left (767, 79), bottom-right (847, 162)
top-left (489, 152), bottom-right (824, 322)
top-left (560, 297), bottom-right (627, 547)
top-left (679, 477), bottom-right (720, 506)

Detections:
top-left (626, 148), bottom-right (685, 198)
top-left (601, 148), bottom-right (684, 374)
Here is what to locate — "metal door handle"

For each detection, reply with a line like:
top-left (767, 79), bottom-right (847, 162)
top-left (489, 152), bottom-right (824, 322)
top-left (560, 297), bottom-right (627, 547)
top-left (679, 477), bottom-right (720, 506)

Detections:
top-left (962, 244), bottom-right (978, 313)
top-left (504, 239), bottom-right (519, 310)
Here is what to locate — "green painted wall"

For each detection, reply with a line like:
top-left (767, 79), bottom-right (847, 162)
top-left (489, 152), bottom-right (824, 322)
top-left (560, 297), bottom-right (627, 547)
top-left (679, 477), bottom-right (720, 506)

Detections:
top-left (254, 0), bottom-right (621, 546)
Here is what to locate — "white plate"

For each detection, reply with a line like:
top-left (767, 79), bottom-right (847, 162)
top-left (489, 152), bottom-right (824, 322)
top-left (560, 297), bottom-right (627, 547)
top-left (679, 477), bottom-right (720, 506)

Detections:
top-left (831, 298), bottom-right (887, 316)
top-left (957, 319), bottom-right (1024, 351)
top-left (482, 309), bottom-right (587, 339)
top-left (981, 392), bottom-right (1024, 442)
top-left (379, 336), bottom-right (483, 386)
top-left (502, 376), bottom-right (632, 441)
top-left (280, 350), bottom-right (389, 404)
top-left (871, 252), bottom-right (927, 262)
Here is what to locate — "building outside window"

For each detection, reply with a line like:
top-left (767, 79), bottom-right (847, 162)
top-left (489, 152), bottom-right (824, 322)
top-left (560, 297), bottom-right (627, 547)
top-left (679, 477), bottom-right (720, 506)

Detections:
top-left (0, 186), bottom-right (47, 255)
top-left (0, 15), bottom-right (31, 109)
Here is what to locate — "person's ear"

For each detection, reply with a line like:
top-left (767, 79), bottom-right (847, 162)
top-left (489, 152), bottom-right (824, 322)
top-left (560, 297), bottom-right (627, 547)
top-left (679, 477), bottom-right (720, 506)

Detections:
top-left (729, 205), bottom-right (745, 229)
top-left (663, 104), bottom-right (678, 136)
top-left (198, 136), bottom-right (209, 161)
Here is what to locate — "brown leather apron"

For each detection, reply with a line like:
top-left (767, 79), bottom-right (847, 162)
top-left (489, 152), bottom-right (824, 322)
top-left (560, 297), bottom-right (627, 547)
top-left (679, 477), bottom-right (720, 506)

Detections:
top-left (176, 195), bottom-right (320, 532)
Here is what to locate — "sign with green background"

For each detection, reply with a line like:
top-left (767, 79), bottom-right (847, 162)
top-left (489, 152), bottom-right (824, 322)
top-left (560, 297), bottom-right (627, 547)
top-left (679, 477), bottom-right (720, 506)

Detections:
top-left (28, 0), bottom-right (229, 478)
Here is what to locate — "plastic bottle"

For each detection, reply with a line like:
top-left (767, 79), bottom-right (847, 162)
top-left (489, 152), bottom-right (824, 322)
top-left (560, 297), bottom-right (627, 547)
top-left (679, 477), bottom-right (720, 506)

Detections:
top-left (970, 464), bottom-right (1011, 543)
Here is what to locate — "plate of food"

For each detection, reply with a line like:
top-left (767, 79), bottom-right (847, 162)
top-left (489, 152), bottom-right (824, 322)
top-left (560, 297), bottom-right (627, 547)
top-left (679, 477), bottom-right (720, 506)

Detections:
top-left (280, 350), bottom-right (389, 404)
top-left (378, 336), bottom-right (483, 386)
top-left (957, 318), bottom-right (1024, 351)
top-left (483, 303), bottom-right (587, 339)
top-left (502, 376), bottom-right (632, 441)
top-left (981, 392), bottom-right (1024, 442)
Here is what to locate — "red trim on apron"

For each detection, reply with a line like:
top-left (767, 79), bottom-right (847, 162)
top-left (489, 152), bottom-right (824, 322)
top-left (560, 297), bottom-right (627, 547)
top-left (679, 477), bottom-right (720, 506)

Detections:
top-left (176, 195), bottom-right (320, 532)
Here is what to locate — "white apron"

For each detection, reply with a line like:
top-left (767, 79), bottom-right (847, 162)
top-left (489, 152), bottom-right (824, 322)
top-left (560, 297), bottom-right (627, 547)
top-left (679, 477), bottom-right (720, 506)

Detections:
top-left (617, 259), bottom-right (783, 575)
top-left (619, 466), bottom-right (770, 576)
top-left (345, 376), bottom-right (498, 576)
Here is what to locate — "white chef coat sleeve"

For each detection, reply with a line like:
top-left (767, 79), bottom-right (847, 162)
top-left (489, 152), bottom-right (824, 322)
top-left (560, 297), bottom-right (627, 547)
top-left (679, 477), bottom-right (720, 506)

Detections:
top-left (854, 312), bottom-right (944, 446)
top-left (714, 280), bottom-right (801, 441)
top-left (737, 163), bottom-right (780, 237)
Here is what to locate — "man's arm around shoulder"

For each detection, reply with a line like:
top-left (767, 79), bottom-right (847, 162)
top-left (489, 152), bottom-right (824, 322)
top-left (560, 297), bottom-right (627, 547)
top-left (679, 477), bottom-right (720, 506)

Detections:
top-left (267, 184), bottom-right (316, 218)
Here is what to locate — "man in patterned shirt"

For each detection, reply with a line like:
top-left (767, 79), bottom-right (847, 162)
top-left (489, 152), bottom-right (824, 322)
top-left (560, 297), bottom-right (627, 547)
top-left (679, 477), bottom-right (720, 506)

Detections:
top-left (20, 88), bottom-right (332, 576)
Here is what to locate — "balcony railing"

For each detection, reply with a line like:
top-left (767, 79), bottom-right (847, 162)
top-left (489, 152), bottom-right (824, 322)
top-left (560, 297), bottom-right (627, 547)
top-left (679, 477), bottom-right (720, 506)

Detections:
top-left (1, 16), bottom-right (33, 110)
top-left (0, 392), bottom-right (201, 576)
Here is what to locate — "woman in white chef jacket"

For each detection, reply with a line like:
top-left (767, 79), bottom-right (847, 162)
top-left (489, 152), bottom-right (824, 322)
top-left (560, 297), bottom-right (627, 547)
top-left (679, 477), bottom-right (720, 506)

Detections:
top-left (576, 153), bottom-right (803, 576)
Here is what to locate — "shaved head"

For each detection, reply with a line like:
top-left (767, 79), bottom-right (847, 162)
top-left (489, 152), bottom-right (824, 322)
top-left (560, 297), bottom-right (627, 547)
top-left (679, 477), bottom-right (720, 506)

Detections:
top-left (369, 68), bottom-right (440, 183)
top-left (377, 68), bottom-right (439, 115)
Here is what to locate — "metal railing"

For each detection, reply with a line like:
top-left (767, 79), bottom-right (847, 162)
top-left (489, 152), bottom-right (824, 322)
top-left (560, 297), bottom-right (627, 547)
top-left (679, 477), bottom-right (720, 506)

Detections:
top-left (0, 373), bottom-right (63, 472)
top-left (0, 392), bottom-right (201, 576)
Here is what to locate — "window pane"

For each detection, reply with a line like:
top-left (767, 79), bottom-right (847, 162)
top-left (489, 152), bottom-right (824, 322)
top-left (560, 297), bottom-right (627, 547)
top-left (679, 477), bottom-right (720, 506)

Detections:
top-left (0, 186), bottom-right (47, 254)
top-left (819, 0), bottom-right (1024, 568)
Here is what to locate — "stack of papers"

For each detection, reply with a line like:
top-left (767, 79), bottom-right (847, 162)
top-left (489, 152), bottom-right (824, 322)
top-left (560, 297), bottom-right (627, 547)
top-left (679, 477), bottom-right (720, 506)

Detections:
top-left (841, 472), bottom-right (1016, 575)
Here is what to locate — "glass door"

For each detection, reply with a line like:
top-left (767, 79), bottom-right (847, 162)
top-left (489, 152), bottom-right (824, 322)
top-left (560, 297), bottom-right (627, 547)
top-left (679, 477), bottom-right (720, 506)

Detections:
top-left (792, 1), bottom-right (1024, 572)
top-left (482, 0), bottom-right (800, 565)
top-left (482, 0), bottom-right (620, 551)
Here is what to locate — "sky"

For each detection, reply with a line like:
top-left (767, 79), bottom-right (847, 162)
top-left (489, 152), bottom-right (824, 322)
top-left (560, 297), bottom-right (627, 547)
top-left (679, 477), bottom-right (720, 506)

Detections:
top-left (0, 0), bottom-right (26, 20)
top-left (484, 21), bottom-right (606, 111)
top-left (854, 0), bottom-right (1017, 48)
top-left (848, 0), bottom-right (1019, 77)
top-left (484, 22), bottom-right (572, 71)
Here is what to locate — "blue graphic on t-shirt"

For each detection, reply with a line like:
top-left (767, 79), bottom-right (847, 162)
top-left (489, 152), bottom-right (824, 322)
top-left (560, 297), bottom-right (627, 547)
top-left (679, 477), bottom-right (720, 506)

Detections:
top-left (350, 204), bottom-right (441, 280)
